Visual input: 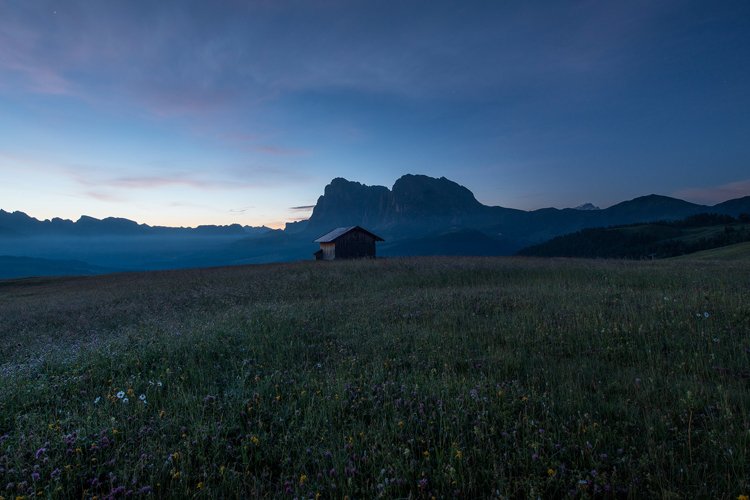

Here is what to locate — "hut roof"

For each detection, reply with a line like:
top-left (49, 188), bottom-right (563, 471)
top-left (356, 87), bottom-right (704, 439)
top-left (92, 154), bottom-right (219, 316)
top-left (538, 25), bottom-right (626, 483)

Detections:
top-left (314, 226), bottom-right (385, 243)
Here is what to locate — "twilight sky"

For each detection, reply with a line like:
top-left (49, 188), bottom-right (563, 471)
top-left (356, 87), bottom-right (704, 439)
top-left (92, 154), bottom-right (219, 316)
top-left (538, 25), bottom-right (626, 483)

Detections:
top-left (1, 0), bottom-right (749, 228)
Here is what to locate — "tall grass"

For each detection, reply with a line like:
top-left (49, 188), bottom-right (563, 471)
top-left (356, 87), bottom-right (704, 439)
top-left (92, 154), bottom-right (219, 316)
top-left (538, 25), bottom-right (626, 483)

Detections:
top-left (0, 257), bottom-right (748, 498)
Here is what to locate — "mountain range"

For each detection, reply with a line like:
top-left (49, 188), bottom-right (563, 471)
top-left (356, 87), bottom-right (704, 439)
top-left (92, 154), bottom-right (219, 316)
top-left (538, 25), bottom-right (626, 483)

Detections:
top-left (1, 173), bottom-right (749, 278)
top-left (0, 210), bottom-right (271, 238)
top-left (288, 174), bottom-right (750, 249)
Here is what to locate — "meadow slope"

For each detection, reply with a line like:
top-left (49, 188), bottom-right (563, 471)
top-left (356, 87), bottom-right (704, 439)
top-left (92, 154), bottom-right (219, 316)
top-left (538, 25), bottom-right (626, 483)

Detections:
top-left (0, 257), bottom-right (749, 498)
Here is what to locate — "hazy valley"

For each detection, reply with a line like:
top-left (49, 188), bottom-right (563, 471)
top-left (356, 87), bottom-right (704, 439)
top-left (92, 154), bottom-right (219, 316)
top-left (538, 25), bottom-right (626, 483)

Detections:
top-left (2, 174), bottom-right (750, 279)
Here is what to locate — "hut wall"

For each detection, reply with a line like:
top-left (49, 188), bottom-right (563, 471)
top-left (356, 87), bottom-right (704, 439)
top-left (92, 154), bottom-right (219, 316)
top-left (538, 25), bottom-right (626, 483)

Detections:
top-left (334, 231), bottom-right (376, 259)
top-left (320, 243), bottom-right (336, 260)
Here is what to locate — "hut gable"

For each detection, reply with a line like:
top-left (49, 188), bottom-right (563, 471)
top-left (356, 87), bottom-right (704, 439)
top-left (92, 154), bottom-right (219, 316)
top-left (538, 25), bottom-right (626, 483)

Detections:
top-left (313, 226), bottom-right (384, 260)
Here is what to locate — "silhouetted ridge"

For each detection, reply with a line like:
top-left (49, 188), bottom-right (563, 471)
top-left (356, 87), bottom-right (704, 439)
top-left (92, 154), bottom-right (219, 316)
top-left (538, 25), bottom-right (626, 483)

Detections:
top-left (3, 174), bottom-right (750, 278)
top-left (391, 175), bottom-right (483, 217)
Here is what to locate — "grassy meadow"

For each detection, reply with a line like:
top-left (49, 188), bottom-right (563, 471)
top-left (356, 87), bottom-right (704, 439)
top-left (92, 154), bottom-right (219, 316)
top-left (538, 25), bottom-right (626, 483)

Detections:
top-left (0, 257), bottom-right (749, 498)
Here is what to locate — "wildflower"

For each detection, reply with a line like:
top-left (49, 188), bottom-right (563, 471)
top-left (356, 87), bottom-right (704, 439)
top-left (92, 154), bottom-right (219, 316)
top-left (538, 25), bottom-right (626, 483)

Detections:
top-left (422, 450), bottom-right (430, 458)
top-left (737, 495), bottom-right (749, 500)
top-left (172, 452), bottom-right (180, 461)
top-left (139, 394), bottom-right (146, 401)
top-left (547, 468), bottom-right (556, 477)
top-left (116, 391), bottom-right (125, 399)
top-left (299, 474), bottom-right (308, 486)
top-left (122, 397), bottom-right (129, 404)
top-left (127, 388), bottom-right (135, 397)
top-left (159, 410), bottom-right (166, 418)
top-left (454, 449), bottom-right (463, 459)
top-left (704, 311), bottom-right (710, 318)
top-left (94, 397), bottom-right (101, 404)
top-left (197, 482), bottom-right (204, 490)
top-left (31, 472), bottom-right (40, 482)
top-left (157, 381), bottom-right (163, 387)
top-left (250, 435), bottom-right (259, 446)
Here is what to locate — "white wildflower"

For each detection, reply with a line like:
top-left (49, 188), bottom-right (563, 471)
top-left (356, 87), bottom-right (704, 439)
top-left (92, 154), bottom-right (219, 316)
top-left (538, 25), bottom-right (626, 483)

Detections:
top-left (116, 391), bottom-right (125, 399)
top-left (122, 397), bottom-right (129, 404)
top-left (94, 396), bottom-right (101, 404)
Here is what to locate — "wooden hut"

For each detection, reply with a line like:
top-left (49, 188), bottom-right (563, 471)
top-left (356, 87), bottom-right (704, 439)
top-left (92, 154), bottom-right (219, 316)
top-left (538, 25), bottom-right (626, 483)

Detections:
top-left (314, 226), bottom-right (384, 260)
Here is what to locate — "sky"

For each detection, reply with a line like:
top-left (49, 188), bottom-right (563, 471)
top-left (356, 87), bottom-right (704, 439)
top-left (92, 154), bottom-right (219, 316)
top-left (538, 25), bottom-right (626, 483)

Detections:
top-left (1, 0), bottom-right (749, 228)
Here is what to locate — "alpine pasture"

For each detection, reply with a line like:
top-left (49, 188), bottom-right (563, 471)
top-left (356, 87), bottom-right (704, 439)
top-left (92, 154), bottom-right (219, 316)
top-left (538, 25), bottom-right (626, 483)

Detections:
top-left (1, 257), bottom-right (748, 498)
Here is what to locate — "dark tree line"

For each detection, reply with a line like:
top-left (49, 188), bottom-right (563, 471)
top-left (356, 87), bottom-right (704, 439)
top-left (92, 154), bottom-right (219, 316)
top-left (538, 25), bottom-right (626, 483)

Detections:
top-left (519, 213), bottom-right (750, 259)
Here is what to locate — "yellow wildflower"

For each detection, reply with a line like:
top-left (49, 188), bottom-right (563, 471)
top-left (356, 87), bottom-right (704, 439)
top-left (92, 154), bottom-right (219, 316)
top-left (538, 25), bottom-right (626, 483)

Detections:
top-left (455, 449), bottom-right (463, 459)
top-left (738, 495), bottom-right (749, 500)
top-left (299, 474), bottom-right (308, 485)
top-left (159, 409), bottom-right (166, 418)
top-left (422, 450), bottom-right (430, 458)
top-left (197, 482), bottom-right (204, 490)
top-left (547, 468), bottom-right (556, 477)
top-left (250, 435), bottom-right (260, 445)
top-left (172, 452), bottom-right (180, 461)
top-left (127, 388), bottom-right (135, 397)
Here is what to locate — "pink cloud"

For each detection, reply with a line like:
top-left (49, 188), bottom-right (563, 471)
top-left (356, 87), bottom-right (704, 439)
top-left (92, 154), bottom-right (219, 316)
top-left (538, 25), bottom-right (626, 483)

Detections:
top-left (673, 179), bottom-right (750, 205)
top-left (109, 176), bottom-right (221, 190)
top-left (0, 23), bottom-right (73, 95)
top-left (84, 190), bottom-right (125, 202)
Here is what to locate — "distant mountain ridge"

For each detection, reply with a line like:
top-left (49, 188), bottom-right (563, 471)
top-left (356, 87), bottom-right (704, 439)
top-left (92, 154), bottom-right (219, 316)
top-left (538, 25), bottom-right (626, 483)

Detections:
top-left (0, 209), bottom-right (272, 238)
top-left (2, 173), bottom-right (750, 278)
top-left (575, 203), bottom-right (600, 211)
top-left (290, 175), bottom-right (499, 235)
top-left (287, 175), bottom-right (750, 249)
